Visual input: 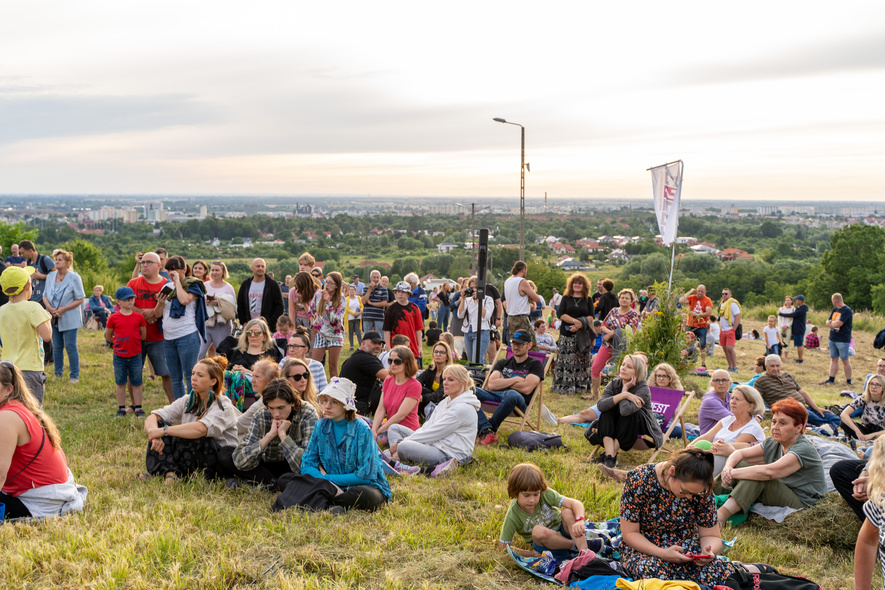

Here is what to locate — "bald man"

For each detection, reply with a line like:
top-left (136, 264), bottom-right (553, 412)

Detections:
top-left (127, 252), bottom-right (173, 402)
top-left (236, 257), bottom-right (284, 330)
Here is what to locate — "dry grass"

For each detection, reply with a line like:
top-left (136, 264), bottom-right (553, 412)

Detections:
top-left (0, 320), bottom-right (874, 589)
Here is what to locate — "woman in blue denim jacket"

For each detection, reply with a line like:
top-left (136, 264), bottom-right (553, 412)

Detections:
top-left (301, 377), bottom-right (391, 511)
top-left (43, 250), bottom-right (86, 383)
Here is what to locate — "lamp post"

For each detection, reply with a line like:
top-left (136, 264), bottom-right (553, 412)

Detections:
top-left (493, 117), bottom-right (526, 261)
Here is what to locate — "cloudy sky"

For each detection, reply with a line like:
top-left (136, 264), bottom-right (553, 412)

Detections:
top-left (2, 1), bottom-right (884, 201)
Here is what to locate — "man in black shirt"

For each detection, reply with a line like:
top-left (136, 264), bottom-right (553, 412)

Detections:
top-left (475, 330), bottom-right (544, 445)
top-left (339, 331), bottom-right (389, 415)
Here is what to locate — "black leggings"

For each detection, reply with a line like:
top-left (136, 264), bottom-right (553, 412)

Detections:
top-left (216, 447), bottom-right (293, 487)
top-left (0, 492), bottom-right (32, 519)
top-left (595, 408), bottom-right (648, 452)
top-left (334, 485), bottom-right (387, 512)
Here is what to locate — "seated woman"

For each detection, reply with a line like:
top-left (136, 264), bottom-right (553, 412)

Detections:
top-left (280, 330), bottom-right (328, 393)
top-left (223, 375), bottom-right (319, 488)
top-left (716, 398), bottom-right (827, 528)
top-left (841, 374), bottom-right (885, 440)
top-left (218, 318), bottom-right (282, 372)
top-left (301, 377), bottom-right (391, 511)
top-left (88, 285), bottom-right (113, 329)
top-left (854, 435), bottom-right (885, 588)
top-left (591, 354), bottom-right (663, 469)
top-left (692, 385), bottom-right (765, 476)
top-left (0, 362), bottom-right (87, 518)
top-left (620, 448), bottom-right (736, 586)
top-left (416, 340), bottom-right (454, 418)
top-left (372, 346), bottom-right (421, 447)
top-left (141, 356), bottom-right (239, 482)
top-left (385, 364), bottom-right (479, 478)
top-left (534, 318), bottom-right (557, 353)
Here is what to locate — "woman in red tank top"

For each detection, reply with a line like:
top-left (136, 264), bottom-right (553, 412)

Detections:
top-left (0, 361), bottom-right (70, 518)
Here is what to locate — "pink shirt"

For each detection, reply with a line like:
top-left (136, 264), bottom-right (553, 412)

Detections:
top-left (381, 376), bottom-right (421, 431)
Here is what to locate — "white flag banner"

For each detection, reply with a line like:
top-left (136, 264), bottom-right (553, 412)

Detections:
top-left (650, 161), bottom-right (683, 246)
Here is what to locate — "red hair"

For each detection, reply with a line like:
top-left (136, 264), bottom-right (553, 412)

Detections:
top-left (771, 398), bottom-right (808, 428)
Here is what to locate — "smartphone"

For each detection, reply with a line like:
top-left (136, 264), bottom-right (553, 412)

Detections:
top-left (160, 284), bottom-right (175, 297)
top-left (684, 554), bottom-right (713, 560)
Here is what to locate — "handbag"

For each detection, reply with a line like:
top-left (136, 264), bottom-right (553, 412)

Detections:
top-left (874, 326), bottom-right (885, 349)
top-left (507, 430), bottom-right (565, 451)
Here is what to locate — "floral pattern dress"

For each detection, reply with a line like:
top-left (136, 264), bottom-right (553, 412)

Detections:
top-left (602, 308), bottom-right (640, 349)
top-left (309, 290), bottom-right (346, 347)
top-left (620, 464), bottom-right (735, 585)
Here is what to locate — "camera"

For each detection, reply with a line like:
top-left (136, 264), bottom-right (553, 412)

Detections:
top-left (464, 287), bottom-right (475, 297)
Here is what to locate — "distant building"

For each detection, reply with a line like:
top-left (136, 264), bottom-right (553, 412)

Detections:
top-left (437, 242), bottom-right (459, 254)
top-left (244, 203), bottom-right (259, 216)
top-left (719, 248), bottom-right (753, 262)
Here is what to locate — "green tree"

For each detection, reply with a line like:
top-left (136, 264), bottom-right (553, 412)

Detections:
top-left (63, 239), bottom-right (108, 273)
top-left (806, 224), bottom-right (885, 311)
top-left (0, 221), bottom-right (38, 253)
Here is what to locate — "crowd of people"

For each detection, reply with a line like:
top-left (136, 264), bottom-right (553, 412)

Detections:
top-left (1, 242), bottom-right (883, 588)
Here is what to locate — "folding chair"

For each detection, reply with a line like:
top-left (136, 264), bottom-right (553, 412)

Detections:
top-left (587, 386), bottom-right (695, 461)
top-left (480, 348), bottom-right (553, 432)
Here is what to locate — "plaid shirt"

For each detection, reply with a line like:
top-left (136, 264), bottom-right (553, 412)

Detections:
top-left (754, 371), bottom-right (806, 408)
top-left (233, 403), bottom-right (319, 472)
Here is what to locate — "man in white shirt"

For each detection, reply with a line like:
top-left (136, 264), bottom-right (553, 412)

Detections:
top-left (503, 261), bottom-right (541, 351)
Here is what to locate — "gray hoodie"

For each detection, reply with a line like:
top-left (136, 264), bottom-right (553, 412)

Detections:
top-left (403, 389), bottom-right (480, 462)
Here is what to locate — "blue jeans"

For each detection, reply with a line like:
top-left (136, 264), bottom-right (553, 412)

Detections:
top-left (362, 318), bottom-right (384, 334)
top-left (807, 408), bottom-right (842, 430)
top-left (52, 326), bottom-right (79, 379)
top-left (475, 387), bottom-right (527, 433)
top-left (436, 305), bottom-right (450, 332)
top-left (165, 331), bottom-right (202, 400)
top-left (464, 330), bottom-right (490, 365)
top-left (141, 340), bottom-right (170, 376)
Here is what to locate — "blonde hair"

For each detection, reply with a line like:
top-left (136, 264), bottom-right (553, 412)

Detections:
top-left (868, 436), bottom-right (885, 509)
top-left (0, 362), bottom-right (62, 449)
top-left (236, 319), bottom-right (275, 353)
top-left (55, 249), bottom-right (74, 269)
top-left (651, 363), bottom-right (683, 391)
top-left (730, 385), bottom-right (766, 416)
top-left (431, 340), bottom-right (454, 368)
top-left (442, 364), bottom-right (472, 395)
top-left (623, 354), bottom-right (647, 383)
top-left (864, 375), bottom-right (885, 404)
top-left (280, 357), bottom-right (320, 411)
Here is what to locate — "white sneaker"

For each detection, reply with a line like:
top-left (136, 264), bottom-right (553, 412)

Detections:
top-left (541, 405), bottom-right (558, 426)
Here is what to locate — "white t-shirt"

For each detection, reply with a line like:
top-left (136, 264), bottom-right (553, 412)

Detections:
top-left (550, 293), bottom-right (562, 308)
top-left (348, 297), bottom-right (361, 316)
top-left (707, 322), bottom-right (721, 344)
top-left (716, 415), bottom-right (766, 445)
top-left (762, 326), bottom-right (780, 347)
top-left (720, 302), bottom-right (740, 331)
top-left (249, 279), bottom-right (265, 319)
top-left (504, 276), bottom-right (530, 316)
top-left (161, 282), bottom-right (198, 340)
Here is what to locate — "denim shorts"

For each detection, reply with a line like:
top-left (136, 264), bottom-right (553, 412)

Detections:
top-left (114, 353), bottom-right (144, 386)
top-left (141, 340), bottom-right (170, 376)
top-left (829, 340), bottom-right (850, 360)
top-left (792, 332), bottom-right (805, 347)
top-left (690, 327), bottom-right (708, 348)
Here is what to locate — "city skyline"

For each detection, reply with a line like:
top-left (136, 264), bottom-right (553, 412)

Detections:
top-left (2, 1), bottom-right (884, 201)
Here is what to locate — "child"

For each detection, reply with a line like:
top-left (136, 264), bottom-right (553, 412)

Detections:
top-left (499, 463), bottom-right (589, 559)
top-left (273, 314), bottom-right (294, 341)
top-left (762, 315), bottom-right (783, 356)
top-left (706, 316), bottom-right (720, 359)
top-left (681, 331), bottom-right (699, 363)
top-left (105, 286), bottom-right (148, 417)
top-left (425, 320), bottom-right (442, 348)
top-left (805, 325), bottom-right (820, 349)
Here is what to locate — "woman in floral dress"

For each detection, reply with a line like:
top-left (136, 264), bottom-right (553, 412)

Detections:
top-left (309, 271), bottom-right (345, 378)
top-left (620, 447), bottom-right (735, 585)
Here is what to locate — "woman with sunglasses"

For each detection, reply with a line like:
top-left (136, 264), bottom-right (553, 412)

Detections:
top-left (417, 341), bottom-right (454, 418)
top-left (0, 361), bottom-right (86, 519)
top-left (620, 448), bottom-right (736, 585)
top-left (141, 356), bottom-right (238, 482)
top-left (280, 330), bottom-right (327, 393)
top-left (372, 346), bottom-right (421, 447)
top-left (223, 371), bottom-right (320, 488)
top-left (309, 271), bottom-right (345, 379)
top-left (199, 261), bottom-right (237, 359)
top-left (225, 318), bottom-right (282, 373)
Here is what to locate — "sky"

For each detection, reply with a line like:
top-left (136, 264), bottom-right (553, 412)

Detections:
top-left (1, 1), bottom-right (884, 201)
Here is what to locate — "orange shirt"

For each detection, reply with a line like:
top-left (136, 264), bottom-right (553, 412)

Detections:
top-left (686, 295), bottom-right (713, 329)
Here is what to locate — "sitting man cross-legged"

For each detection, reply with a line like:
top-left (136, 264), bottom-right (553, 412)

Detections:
top-left (753, 354), bottom-right (841, 433)
top-left (475, 330), bottom-right (544, 446)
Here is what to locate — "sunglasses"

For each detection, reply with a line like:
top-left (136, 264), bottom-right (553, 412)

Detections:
top-left (245, 330), bottom-right (263, 337)
top-left (287, 372), bottom-right (309, 382)
top-left (390, 358), bottom-right (405, 366)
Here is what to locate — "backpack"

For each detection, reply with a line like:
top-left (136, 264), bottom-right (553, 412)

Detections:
top-left (734, 322), bottom-right (743, 340)
top-left (507, 431), bottom-right (565, 452)
top-left (874, 326), bottom-right (885, 349)
top-left (724, 571), bottom-right (820, 590)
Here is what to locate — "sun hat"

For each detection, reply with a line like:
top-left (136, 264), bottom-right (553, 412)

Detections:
top-left (317, 377), bottom-right (357, 411)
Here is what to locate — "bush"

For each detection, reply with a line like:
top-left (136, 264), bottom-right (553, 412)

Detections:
top-left (622, 281), bottom-right (690, 378)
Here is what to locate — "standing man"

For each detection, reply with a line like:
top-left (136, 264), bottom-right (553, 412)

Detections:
top-left (779, 294), bottom-right (809, 364)
top-left (351, 274), bottom-right (366, 296)
top-left (19, 239), bottom-right (55, 365)
top-left (237, 258), bottom-right (285, 331)
top-left (680, 285), bottom-right (713, 368)
top-left (361, 269), bottom-right (392, 334)
top-left (127, 252), bottom-right (174, 402)
top-left (5, 243), bottom-right (27, 268)
top-left (549, 287), bottom-right (562, 311)
top-left (718, 287), bottom-right (741, 374)
top-left (383, 281), bottom-right (424, 368)
top-left (339, 331), bottom-right (389, 416)
top-left (503, 261), bottom-right (541, 351)
top-left (404, 273), bottom-right (427, 319)
top-left (821, 292), bottom-right (853, 387)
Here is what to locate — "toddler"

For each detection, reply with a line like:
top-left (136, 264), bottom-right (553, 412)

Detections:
top-left (273, 314), bottom-right (294, 340)
top-left (762, 315), bottom-right (783, 356)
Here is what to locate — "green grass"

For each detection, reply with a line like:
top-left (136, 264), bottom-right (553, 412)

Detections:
top-left (0, 325), bottom-right (872, 589)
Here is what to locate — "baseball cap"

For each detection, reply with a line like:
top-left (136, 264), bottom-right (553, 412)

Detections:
top-left (511, 330), bottom-right (532, 344)
top-left (115, 286), bottom-right (136, 300)
top-left (362, 331), bottom-right (384, 343)
top-left (0, 266), bottom-right (35, 296)
top-left (317, 377), bottom-right (357, 411)
top-left (793, 294), bottom-right (805, 301)
top-left (394, 281), bottom-right (411, 293)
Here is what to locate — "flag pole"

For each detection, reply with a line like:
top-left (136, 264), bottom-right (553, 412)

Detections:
top-left (647, 160), bottom-right (683, 298)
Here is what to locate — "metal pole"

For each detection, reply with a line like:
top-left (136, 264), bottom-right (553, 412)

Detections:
top-left (472, 203), bottom-right (476, 272)
top-left (520, 125), bottom-right (525, 261)
top-left (667, 241), bottom-right (676, 298)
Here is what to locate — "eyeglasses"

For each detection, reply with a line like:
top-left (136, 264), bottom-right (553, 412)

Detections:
top-left (711, 378), bottom-right (730, 383)
top-left (390, 358), bottom-right (405, 366)
top-left (510, 340), bottom-right (529, 347)
top-left (287, 343), bottom-right (308, 350)
top-left (287, 372), bottom-right (309, 382)
top-left (654, 374), bottom-right (669, 380)
top-left (432, 350), bottom-right (447, 355)
top-left (245, 330), bottom-right (263, 337)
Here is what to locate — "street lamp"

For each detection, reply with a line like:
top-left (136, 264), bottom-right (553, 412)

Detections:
top-left (493, 117), bottom-right (527, 261)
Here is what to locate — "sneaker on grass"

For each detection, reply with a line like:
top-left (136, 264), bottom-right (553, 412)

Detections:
top-left (430, 458), bottom-right (459, 478)
top-left (478, 432), bottom-right (499, 446)
top-left (541, 405), bottom-right (558, 426)
top-left (393, 461), bottom-right (421, 476)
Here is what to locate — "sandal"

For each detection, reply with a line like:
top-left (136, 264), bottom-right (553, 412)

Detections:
top-left (164, 472), bottom-right (179, 485)
top-left (598, 463), bottom-right (626, 483)
top-left (131, 406), bottom-right (145, 418)
top-left (581, 394), bottom-right (596, 401)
